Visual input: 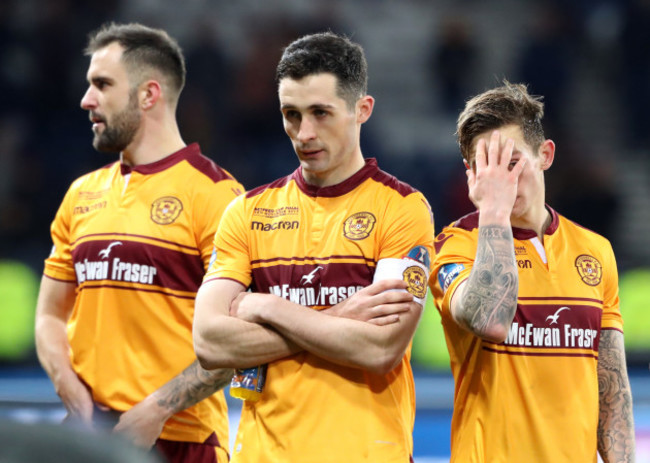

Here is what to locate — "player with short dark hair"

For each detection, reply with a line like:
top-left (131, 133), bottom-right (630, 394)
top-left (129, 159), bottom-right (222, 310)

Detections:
top-left (35, 22), bottom-right (243, 463)
top-left (193, 31), bottom-right (434, 462)
top-left (430, 81), bottom-right (635, 462)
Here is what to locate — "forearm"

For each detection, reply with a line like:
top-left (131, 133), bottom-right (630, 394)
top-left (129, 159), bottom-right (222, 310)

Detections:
top-left (597, 330), bottom-right (636, 462)
top-left (193, 280), bottom-right (300, 370)
top-left (457, 224), bottom-right (518, 342)
top-left (35, 315), bottom-right (78, 389)
top-left (194, 314), bottom-right (299, 369)
top-left (147, 361), bottom-right (234, 419)
top-left (259, 297), bottom-right (420, 374)
top-left (34, 277), bottom-right (78, 390)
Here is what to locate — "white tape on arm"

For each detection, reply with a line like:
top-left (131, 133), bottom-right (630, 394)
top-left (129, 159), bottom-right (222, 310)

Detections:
top-left (373, 258), bottom-right (429, 305)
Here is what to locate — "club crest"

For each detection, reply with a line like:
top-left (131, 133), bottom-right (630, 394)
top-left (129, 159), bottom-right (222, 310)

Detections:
top-left (151, 196), bottom-right (183, 225)
top-left (403, 265), bottom-right (427, 299)
top-left (343, 212), bottom-right (376, 241)
top-left (575, 254), bottom-right (602, 286)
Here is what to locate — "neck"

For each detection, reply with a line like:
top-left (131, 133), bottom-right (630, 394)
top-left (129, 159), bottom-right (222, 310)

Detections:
top-left (511, 202), bottom-right (551, 241)
top-left (302, 151), bottom-right (366, 188)
top-left (121, 112), bottom-right (185, 166)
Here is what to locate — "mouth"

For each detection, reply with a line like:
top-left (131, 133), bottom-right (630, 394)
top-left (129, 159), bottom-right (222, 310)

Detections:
top-left (89, 114), bottom-right (106, 131)
top-left (299, 148), bottom-right (324, 157)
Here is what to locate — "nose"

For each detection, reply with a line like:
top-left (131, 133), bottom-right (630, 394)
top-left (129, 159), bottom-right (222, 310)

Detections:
top-left (296, 117), bottom-right (316, 143)
top-left (80, 86), bottom-right (96, 110)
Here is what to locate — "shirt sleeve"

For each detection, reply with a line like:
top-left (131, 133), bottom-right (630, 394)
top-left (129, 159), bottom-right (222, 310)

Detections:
top-left (192, 178), bottom-right (244, 270)
top-left (429, 225), bottom-right (476, 319)
top-left (43, 183), bottom-right (77, 282)
top-left (204, 194), bottom-right (252, 287)
top-left (600, 239), bottom-right (623, 332)
top-left (376, 191), bottom-right (435, 267)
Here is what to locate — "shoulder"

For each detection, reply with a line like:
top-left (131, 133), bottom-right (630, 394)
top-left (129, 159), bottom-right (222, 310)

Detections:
top-left (245, 174), bottom-right (294, 199)
top-left (68, 161), bottom-right (117, 192)
top-left (556, 212), bottom-right (615, 258)
top-left (451, 210), bottom-right (480, 232)
top-left (369, 167), bottom-right (421, 198)
top-left (433, 212), bottom-right (479, 260)
top-left (183, 150), bottom-right (239, 185)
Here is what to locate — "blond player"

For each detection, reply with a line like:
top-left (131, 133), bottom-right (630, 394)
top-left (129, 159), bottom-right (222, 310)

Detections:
top-left (430, 81), bottom-right (635, 462)
top-left (34, 23), bottom-right (243, 463)
top-left (193, 32), bottom-right (434, 462)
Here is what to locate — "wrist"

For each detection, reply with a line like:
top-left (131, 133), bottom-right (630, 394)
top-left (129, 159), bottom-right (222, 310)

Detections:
top-left (52, 365), bottom-right (80, 394)
top-left (146, 392), bottom-right (176, 421)
top-left (478, 208), bottom-right (511, 227)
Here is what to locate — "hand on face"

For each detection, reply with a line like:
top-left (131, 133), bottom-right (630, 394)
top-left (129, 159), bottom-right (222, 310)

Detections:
top-left (467, 130), bottom-right (527, 222)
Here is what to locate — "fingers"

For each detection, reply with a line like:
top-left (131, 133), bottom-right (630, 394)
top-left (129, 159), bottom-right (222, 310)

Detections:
top-left (487, 130), bottom-right (501, 166)
top-left (367, 314), bottom-right (400, 326)
top-left (366, 300), bottom-right (419, 326)
top-left (363, 278), bottom-right (408, 295)
top-left (510, 157), bottom-right (527, 178)
top-left (371, 302), bottom-right (411, 317)
top-left (476, 131), bottom-right (515, 170)
top-left (474, 138), bottom-right (487, 170)
top-left (501, 137), bottom-right (515, 166)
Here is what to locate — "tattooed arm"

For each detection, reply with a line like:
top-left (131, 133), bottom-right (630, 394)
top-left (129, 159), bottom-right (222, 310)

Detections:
top-left (597, 330), bottom-right (636, 462)
top-left (450, 225), bottom-right (519, 342)
top-left (113, 360), bottom-right (233, 448)
top-left (449, 130), bottom-right (525, 342)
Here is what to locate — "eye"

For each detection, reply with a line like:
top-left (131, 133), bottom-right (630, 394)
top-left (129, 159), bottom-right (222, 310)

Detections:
top-left (92, 78), bottom-right (109, 90)
top-left (284, 109), bottom-right (300, 120)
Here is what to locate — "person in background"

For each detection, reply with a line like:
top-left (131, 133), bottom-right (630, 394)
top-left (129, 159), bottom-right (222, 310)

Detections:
top-left (430, 80), bottom-right (635, 462)
top-left (193, 31), bottom-right (434, 462)
top-left (34, 22), bottom-right (243, 463)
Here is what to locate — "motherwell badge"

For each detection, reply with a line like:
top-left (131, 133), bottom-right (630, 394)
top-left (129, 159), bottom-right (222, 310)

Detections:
top-left (575, 254), bottom-right (602, 286)
top-left (151, 196), bottom-right (183, 225)
top-left (403, 265), bottom-right (427, 299)
top-left (343, 212), bottom-right (376, 240)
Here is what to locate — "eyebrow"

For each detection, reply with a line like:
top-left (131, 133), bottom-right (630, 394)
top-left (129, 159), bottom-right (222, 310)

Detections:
top-left (88, 75), bottom-right (114, 85)
top-left (280, 103), bottom-right (336, 111)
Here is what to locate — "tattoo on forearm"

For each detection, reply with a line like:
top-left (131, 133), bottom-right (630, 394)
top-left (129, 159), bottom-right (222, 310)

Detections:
top-left (157, 361), bottom-right (234, 414)
top-left (460, 225), bottom-right (518, 335)
top-left (597, 330), bottom-right (635, 462)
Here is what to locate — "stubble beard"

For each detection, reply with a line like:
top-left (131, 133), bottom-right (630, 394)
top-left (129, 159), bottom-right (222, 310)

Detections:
top-left (93, 91), bottom-right (141, 153)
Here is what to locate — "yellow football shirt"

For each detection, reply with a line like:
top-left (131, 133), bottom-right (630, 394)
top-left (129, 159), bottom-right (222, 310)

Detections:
top-left (44, 144), bottom-right (243, 447)
top-left (205, 158), bottom-right (434, 463)
top-left (430, 207), bottom-right (623, 463)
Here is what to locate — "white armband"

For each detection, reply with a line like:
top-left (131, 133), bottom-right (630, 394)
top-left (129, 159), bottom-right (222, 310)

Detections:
top-left (373, 257), bottom-right (429, 305)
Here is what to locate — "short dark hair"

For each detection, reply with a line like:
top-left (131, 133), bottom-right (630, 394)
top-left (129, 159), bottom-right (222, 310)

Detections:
top-left (85, 22), bottom-right (186, 100)
top-left (457, 81), bottom-right (545, 163)
top-left (276, 32), bottom-right (368, 108)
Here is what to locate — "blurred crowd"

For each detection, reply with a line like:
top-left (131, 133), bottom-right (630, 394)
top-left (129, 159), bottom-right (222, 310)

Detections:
top-left (1, 0), bottom-right (649, 363)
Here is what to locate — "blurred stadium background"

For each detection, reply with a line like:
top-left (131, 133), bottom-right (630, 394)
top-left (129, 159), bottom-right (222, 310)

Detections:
top-left (1, 0), bottom-right (649, 461)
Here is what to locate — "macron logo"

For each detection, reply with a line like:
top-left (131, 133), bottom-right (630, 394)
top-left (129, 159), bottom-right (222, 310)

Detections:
top-left (300, 266), bottom-right (322, 285)
top-left (546, 306), bottom-right (570, 325)
top-left (98, 242), bottom-right (122, 259)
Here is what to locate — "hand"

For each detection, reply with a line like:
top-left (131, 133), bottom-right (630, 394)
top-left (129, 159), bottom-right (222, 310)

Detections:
top-left (328, 279), bottom-right (415, 326)
top-left (56, 370), bottom-right (95, 425)
top-left (112, 398), bottom-right (169, 449)
top-left (230, 292), bottom-right (282, 323)
top-left (467, 130), bottom-right (526, 221)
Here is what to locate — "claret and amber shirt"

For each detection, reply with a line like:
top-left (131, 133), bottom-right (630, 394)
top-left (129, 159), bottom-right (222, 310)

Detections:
top-left (430, 206), bottom-right (623, 463)
top-left (44, 143), bottom-right (243, 446)
top-left (205, 158), bottom-right (434, 463)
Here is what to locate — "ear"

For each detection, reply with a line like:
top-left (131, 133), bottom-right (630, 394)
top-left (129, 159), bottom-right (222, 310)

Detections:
top-left (356, 95), bottom-right (375, 123)
top-left (539, 139), bottom-right (555, 171)
top-left (139, 80), bottom-right (162, 110)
